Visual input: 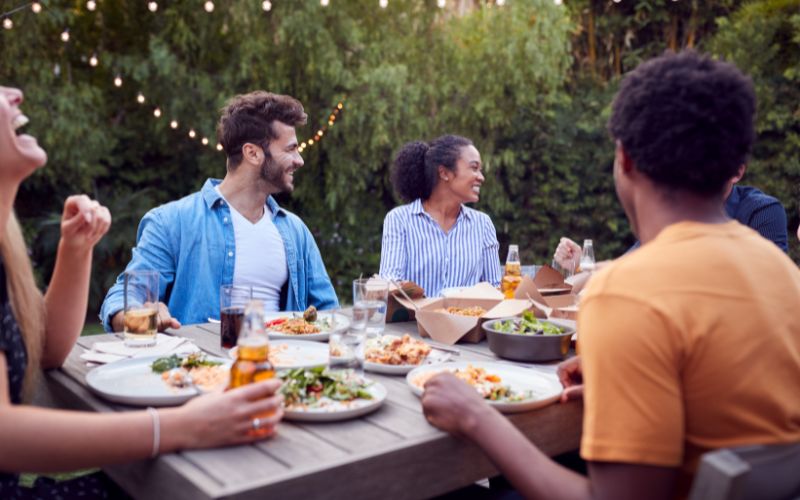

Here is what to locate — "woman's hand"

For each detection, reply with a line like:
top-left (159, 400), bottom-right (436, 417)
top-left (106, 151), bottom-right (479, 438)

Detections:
top-left (59, 195), bottom-right (111, 253)
top-left (168, 379), bottom-right (285, 450)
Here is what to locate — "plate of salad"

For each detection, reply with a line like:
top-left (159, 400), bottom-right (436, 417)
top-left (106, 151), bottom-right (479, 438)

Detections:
top-left (86, 353), bottom-right (229, 407)
top-left (406, 361), bottom-right (562, 413)
top-left (279, 366), bottom-right (387, 421)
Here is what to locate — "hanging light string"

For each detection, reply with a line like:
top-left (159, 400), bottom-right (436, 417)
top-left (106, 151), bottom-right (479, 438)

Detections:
top-left (297, 99), bottom-right (345, 154)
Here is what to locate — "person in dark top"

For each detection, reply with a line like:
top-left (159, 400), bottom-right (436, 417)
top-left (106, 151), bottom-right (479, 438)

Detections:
top-left (554, 169), bottom-right (788, 270)
top-left (725, 183), bottom-right (788, 252)
top-left (0, 86), bottom-right (285, 498)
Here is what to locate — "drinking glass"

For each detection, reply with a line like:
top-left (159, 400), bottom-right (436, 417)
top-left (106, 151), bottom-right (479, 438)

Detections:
top-left (220, 285), bottom-right (252, 350)
top-left (123, 270), bottom-right (159, 347)
top-left (579, 239), bottom-right (596, 273)
top-left (352, 278), bottom-right (389, 336)
top-left (328, 330), bottom-right (364, 377)
top-left (551, 258), bottom-right (575, 280)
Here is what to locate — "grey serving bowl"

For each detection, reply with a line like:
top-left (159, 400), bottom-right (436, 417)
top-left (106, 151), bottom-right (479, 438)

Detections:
top-left (482, 317), bottom-right (575, 362)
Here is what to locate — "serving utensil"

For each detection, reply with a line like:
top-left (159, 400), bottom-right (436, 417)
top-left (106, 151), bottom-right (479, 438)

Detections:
top-left (387, 278), bottom-right (421, 312)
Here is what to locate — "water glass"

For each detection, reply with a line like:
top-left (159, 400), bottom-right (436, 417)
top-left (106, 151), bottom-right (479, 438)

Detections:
top-left (328, 330), bottom-right (365, 376)
top-left (220, 285), bottom-right (252, 350)
top-left (579, 239), bottom-right (596, 273)
top-left (551, 258), bottom-right (575, 280)
top-left (352, 278), bottom-right (388, 336)
top-left (123, 270), bottom-right (159, 347)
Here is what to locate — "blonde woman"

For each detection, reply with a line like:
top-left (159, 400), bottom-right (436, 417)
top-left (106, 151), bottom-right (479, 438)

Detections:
top-left (0, 86), bottom-right (284, 498)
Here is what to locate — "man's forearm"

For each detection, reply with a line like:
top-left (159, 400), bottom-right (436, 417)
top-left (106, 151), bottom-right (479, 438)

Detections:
top-left (466, 406), bottom-right (591, 500)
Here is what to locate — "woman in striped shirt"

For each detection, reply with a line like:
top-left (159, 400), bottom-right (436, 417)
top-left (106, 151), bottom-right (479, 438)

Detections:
top-left (379, 135), bottom-right (501, 297)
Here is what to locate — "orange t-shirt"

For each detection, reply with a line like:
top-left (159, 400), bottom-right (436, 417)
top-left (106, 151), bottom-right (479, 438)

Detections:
top-left (578, 221), bottom-right (800, 496)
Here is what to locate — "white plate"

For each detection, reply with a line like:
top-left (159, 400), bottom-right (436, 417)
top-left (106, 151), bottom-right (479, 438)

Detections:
top-left (365, 349), bottom-right (452, 375)
top-left (85, 355), bottom-right (229, 407)
top-left (282, 379), bottom-right (387, 422)
top-left (265, 311), bottom-right (350, 342)
top-left (229, 340), bottom-right (328, 369)
top-left (405, 361), bottom-right (562, 413)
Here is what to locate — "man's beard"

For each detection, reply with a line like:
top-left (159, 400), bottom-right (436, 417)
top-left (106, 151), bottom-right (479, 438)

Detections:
top-left (259, 154), bottom-right (292, 193)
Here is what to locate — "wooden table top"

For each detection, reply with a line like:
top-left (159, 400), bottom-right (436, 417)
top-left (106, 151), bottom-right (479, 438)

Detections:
top-left (43, 319), bottom-right (582, 500)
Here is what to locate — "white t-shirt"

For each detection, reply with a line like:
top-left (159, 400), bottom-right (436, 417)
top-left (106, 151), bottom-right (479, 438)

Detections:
top-left (217, 188), bottom-right (288, 312)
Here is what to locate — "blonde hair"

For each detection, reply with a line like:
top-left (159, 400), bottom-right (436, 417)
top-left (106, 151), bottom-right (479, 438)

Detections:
top-left (0, 212), bottom-right (45, 400)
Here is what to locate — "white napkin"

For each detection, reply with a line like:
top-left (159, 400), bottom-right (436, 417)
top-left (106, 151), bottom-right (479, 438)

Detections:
top-left (81, 334), bottom-right (200, 364)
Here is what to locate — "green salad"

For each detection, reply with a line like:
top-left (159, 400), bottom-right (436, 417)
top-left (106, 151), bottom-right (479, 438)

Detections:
top-left (150, 353), bottom-right (221, 374)
top-left (495, 311), bottom-right (565, 336)
top-left (280, 366), bottom-right (373, 408)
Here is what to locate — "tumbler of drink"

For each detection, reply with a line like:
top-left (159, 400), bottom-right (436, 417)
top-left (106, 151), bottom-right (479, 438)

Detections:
top-left (329, 330), bottom-right (365, 377)
top-left (352, 278), bottom-right (389, 336)
top-left (123, 270), bottom-right (159, 347)
top-left (220, 285), bottom-right (252, 350)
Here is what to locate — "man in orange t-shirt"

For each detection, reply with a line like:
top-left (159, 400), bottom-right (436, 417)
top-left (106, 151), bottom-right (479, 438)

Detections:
top-left (420, 50), bottom-right (800, 499)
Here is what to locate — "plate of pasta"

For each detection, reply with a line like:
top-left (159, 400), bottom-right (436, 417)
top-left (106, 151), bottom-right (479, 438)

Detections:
top-left (363, 334), bottom-right (452, 375)
top-left (406, 361), bottom-right (562, 413)
top-left (264, 309), bottom-right (350, 342)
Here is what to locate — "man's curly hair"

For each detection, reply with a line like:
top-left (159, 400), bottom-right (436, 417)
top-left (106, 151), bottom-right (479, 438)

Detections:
top-left (608, 50), bottom-right (756, 195)
top-left (217, 91), bottom-right (307, 169)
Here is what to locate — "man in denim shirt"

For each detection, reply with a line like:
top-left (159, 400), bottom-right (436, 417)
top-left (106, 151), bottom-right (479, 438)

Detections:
top-left (101, 91), bottom-right (339, 332)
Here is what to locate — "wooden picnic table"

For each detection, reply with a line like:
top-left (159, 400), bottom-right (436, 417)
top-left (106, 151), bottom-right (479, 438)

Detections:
top-left (41, 318), bottom-right (583, 500)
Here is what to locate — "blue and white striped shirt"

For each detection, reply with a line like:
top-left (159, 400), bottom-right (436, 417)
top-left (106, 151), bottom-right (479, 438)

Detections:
top-left (379, 199), bottom-right (502, 297)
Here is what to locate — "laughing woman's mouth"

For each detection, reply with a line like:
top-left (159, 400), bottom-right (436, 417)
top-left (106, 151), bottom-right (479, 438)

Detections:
top-left (12, 114), bottom-right (29, 134)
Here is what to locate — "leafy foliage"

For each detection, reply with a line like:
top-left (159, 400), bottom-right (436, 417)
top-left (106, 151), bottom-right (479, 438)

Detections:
top-left (1, 0), bottom-right (797, 314)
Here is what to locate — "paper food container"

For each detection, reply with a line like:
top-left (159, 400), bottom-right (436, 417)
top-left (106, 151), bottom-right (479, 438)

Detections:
top-left (515, 275), bottom-right (579, 321)
top-left (385, 280), bottom-right (435, 323)
top-left (530, 265), bottom-right (573, 295)
top-left (415, 283), bottom-right (532, 344)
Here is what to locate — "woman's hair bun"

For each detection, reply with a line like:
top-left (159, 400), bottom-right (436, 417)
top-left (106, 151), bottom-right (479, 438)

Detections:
top-left (391, 141), bottom-right (431, 202)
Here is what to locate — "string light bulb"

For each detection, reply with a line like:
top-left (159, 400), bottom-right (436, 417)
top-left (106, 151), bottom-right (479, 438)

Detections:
top-left (321, 0), bottom-right (329, 5)
top-left (2, 18), bottom-right (12, 30)
top-left (379, 0), bottom-right (388, 8)
top-left (136, 93), bottom-right (146, 104)
top-left (216, 143), bottom-right (224, 151)
top-left (497, 0), bottom-right (506, 5)
top-left (188, 129), bottom-right (197, 138)
top-left (437, 0), bottom-right (446, 7)
top-left (86, 0), bottom-right (97, 11)
top-left (204, 1), bottom-right (215, 12)
top-left (153, 107), bottom-right (162, 117)
top-left (201, 137), bottom-right (209, 146)
top-left (553, 0), bottom-right (562, 4)
top-left (89, 54), bottom-right (98, 67)
top-left (113, 75), bottom-right (123, 87)
top-left (61, 29), bottom-right (70, 42)
top-left (337, 103), bottom-right (343, 109)
top-left (262, 1), bottom-right (272, 11)
top-left (148, 1), bottom-right (158, 12)
top-left (170, 120), bottom-right (179, 129)
top-left (31, 2), bottom-right (42, 13)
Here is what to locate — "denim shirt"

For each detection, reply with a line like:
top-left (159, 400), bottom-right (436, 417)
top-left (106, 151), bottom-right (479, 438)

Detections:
top-left (100, 179), bottom-right (339, 331)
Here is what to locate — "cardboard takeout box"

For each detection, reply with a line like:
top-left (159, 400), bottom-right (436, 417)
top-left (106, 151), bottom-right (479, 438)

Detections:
top-left (385, 280), bottom-right (435, 323)
top-left (514, 275), bottom-right (579, 321)
top-left (415, 283), bottom-right (532, 344)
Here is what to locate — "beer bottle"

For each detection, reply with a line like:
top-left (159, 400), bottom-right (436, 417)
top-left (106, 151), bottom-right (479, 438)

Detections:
top-left (501, 244), bottom-right (522, 299)
top-left (228, 300), bottom-right (275, 436)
